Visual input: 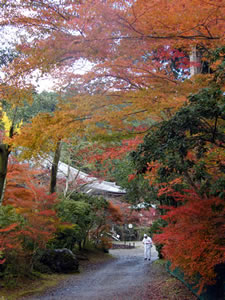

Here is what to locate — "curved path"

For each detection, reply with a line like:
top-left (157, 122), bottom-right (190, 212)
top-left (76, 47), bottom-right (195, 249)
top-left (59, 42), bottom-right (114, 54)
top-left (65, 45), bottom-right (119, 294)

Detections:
top-left (23, 242), bottom-right (158, 300)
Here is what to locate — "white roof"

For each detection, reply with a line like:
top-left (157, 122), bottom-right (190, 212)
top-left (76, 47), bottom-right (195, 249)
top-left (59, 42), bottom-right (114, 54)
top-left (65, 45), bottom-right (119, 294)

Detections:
top-left (41, 157), bottom-right (126, 194)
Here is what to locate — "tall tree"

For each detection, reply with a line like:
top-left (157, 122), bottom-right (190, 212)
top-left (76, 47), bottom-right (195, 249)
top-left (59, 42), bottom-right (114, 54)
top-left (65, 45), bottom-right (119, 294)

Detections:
top-left (0, 49), bottom-right (19, 202)
top-left (0, 0), bottom-right (224, 196)
top-left (130, 48), bottom-right (225, 291)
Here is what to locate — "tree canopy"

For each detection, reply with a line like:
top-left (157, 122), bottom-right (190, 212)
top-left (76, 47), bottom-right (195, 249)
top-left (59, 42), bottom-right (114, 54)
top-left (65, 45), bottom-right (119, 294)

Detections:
top-left (0, 1), bottom-right (224, 294)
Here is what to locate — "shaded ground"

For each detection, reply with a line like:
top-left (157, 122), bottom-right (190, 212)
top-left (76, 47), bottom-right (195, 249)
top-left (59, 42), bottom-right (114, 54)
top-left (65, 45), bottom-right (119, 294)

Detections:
top-left (21, 242), bottom-right (197, 300)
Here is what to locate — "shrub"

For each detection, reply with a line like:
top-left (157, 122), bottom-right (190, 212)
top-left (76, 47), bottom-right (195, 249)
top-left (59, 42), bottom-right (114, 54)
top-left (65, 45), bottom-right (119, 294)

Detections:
top-left (149, 218), bottom-right (167, 259)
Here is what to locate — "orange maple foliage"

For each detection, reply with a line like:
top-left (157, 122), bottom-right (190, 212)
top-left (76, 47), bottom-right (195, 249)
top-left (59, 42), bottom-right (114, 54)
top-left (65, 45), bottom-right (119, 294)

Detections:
top-left (0, 223), bottom-right (20, 262)
top-left (0, 1), bottom-right (222, 186)
top-left (1, 0), bottom-right (224, 128)
top-left (64, 136), bottom-right (143, 182)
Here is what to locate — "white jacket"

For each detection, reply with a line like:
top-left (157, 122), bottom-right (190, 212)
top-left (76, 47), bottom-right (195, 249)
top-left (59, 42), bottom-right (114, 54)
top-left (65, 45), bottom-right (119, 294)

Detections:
top-left (142, 236), bottom-right (152, 248)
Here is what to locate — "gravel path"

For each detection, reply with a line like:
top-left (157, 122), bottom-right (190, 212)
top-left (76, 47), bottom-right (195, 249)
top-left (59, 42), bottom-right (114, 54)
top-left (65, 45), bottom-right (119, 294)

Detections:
top-left (22, 242), bottom-right (158, 300)
top-left (22, 242), bottom-right (196, 300)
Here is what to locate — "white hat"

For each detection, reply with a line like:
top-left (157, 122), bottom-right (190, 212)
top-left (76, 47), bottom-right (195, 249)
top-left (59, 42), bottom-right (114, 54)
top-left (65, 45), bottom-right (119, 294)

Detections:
top-left (144, 234), bottom-right (147, 237)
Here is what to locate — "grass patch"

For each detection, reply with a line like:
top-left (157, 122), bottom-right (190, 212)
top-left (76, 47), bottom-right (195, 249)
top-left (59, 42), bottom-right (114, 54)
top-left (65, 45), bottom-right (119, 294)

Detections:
top-left (153, 259), bottom-right (166, 266)
top-left (0, 273), bottom-right (71, 300)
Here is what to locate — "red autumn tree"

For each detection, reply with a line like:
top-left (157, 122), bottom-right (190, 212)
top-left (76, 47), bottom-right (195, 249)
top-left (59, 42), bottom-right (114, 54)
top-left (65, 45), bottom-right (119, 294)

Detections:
top-left (0, 158), bottom-right (59, 264)
top-left (154, 189), bottom-right (225, 293)
top-left (0, 223), bottom-right (20, 264)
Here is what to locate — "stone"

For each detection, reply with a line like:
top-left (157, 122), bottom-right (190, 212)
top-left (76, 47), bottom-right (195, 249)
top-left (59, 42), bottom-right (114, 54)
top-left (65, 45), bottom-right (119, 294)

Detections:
top-left (35, 248), bottom-right (79, 273)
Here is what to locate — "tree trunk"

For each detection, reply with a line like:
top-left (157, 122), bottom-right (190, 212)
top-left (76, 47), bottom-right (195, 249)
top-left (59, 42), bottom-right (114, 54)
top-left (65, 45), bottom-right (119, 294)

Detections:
top-left (78, 241), bottom-right (82, 251)
top-left (50, 141), bottom-right (62, 194)
top-left (64, 163), bottom-right (71, 197)
top-left (190, 46), bottom-right (202, 76)
top-left (0, 144), bottom-right (9, 204)
top-left (0, 117), bottom-right (16, 204)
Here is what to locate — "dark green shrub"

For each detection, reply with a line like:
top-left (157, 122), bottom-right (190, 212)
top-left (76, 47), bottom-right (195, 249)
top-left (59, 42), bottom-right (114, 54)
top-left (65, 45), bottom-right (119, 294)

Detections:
top-left (48, 224), bottom-right (82, 250)
top-left (33, 248), bottom-right (79, 273)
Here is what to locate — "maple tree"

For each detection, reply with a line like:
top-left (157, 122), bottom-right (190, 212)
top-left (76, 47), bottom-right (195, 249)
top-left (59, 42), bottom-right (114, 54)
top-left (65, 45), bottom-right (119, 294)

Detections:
top-left (82, 139), bottom-right (156, 205)
top-left (0, 0), bottom-right (223, 161)
top-left (130, 49), bottom-right (225, 292)
top-left (0, 158), bottom-right (58, 277)
top-left (154, 190), bottom-right (225, 293)
top-left (1, 0), bottom-right (224, 120)
top-left (0, 0), bottom-right (223, 200)
top-left (10, 93), bottom-right (118, 193)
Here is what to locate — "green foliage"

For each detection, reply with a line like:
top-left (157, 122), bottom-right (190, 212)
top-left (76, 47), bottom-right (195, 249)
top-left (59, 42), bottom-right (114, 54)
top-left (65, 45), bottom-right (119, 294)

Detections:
top-left (55, 193), bottom-right (109, 249)
top-left (57, 200), bottom-right (90, 245)
top-left (113, 157), bottom-right (155, 205)
top-left (0, 207), bottom-right (24, 286)
top-left (2, 91), bottom-right (59, 125)
top-left (131, 83), bottom-right (225, 199)
top-left (0, 205), bottom-right (24, 228)
top-left (209, 46), bottom-right (225, 84)
top-left (48, 224), bottom-right (81, 251)
top-left (1, 250), bottom-right (31, 288)
top-left (149, 218), bottom-right (167, 259)
top-left (149, 218), bottom-right (167, 237)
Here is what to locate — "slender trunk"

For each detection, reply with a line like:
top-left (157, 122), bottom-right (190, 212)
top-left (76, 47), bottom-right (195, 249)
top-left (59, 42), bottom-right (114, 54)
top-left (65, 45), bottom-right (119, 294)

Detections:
top-left (78, 241), bottom-right (82, 251)
top-left (0, 109), bottom-right (17, 204)
top-left (64, 164), bottom-right (71, 197)
top-left (50, 141), bottom-right (62, 194)
top-left (83, 237), bottom-right (87, 249)
top-left (0, 144), bottom-right (9, 204)
top-left (190, 46), bottom-right (202, 76)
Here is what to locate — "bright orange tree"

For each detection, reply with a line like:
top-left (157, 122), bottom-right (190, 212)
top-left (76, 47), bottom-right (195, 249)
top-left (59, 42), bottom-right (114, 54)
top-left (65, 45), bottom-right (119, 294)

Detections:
top-left (2, 0), bottom-right (224, 120)
top-left (0, 1), bottom-right (223, 189)
top-left (0, 0), bottom-right (223, 163)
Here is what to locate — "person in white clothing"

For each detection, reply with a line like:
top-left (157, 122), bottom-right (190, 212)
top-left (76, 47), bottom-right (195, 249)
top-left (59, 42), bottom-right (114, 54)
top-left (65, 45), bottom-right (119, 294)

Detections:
top-left (142, 234), bottom-right (152, 261)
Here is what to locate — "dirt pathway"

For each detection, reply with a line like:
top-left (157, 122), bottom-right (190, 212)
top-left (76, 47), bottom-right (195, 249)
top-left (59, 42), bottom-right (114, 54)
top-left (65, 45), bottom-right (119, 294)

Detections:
top-left (22, 242), bottom-right (157, 300)
top-left (22, 243), bottom-right (196, 300)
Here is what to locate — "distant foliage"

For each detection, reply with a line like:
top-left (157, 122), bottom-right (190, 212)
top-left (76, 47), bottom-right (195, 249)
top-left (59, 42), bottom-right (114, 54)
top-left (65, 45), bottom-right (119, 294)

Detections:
top-left (55, 193), bottom-right (123, 250)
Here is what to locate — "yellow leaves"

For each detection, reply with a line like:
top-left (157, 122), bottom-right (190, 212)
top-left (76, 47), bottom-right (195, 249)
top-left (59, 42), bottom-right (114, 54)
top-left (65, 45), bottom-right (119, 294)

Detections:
top-left (1, 113), bottom-right (11, 136)
top-left (57, 223), bottom-right (77, 231)
top-left (1, 112), bottom-right (22, 138)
